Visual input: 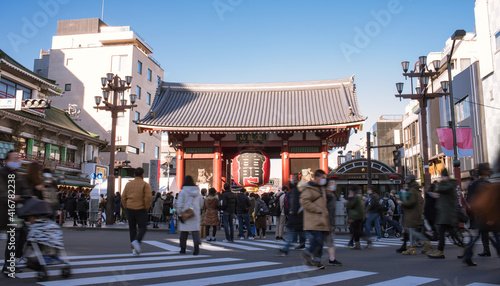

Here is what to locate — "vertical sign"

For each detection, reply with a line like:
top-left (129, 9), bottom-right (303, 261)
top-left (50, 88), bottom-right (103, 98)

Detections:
top-left (150, 159), bottom-right (160, 192)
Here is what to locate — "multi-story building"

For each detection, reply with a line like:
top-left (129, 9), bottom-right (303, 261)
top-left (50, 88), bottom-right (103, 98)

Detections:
top-left (371, 115), bottom-right (403, 169)
top-left (34, 18), bottom-right (163, 173)
top-left (401, 100), bottom-right (421, 181)
top-left (475, 0), bottom-right (500, 164)
top-left (0, 49), bottom-right (106, 189)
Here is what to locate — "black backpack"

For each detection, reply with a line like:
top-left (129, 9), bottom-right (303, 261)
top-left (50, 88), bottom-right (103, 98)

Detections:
top-left (381, 198), bottom-right (390, 213)
top-left (269, 194), bottom-right (282, 216)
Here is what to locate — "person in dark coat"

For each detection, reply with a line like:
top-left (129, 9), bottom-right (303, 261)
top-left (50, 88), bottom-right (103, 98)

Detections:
top-left (204, 188), bottom-right (220, 241)
top-left (346, 184), bottom-right (372, 249)
top-left (65, 192), bottom-right (78, 226)
top-left (76, 193), bottom-right (88, 226)
top-left (236, 188), bottom-right (253, 239)
top-left (254, 194), bottom-right (268, 238)
top-left (428, 169), bottom-right (458, 259)
top-left (220, 183), bottom-right (237, 242)
top-left (279, 174), bottom-right (306, 255)
top-left (114, 192), bottom-right (122, 222)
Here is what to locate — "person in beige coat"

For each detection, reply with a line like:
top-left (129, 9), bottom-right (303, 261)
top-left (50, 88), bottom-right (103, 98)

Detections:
top-left (122, 168), bottom-right (152, 255)
top-left (299, 169), bottom-right (329, 269)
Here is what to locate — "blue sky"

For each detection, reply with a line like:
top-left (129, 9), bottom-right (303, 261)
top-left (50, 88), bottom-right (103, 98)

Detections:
top-left (0, 0), bottom-right (476, 164)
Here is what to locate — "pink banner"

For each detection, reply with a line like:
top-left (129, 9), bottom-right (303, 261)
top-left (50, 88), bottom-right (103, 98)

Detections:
top-left (436, 128), bottom-right (473, 158)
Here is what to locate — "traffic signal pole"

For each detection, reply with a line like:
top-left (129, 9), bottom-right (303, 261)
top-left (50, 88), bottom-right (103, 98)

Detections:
top-left (366, 131), bottom-right (403, 190)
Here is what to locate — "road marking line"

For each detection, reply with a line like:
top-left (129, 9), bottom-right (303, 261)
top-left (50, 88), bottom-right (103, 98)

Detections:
top-left (366, 276), bottom-right (438, 286)
top-left (209, 240), bottom-right (265, 250)
top-left (260, 270), bottom-right (377, 286)
top-left (142, 265), bottom-right (315, 286)
top-left (37, 261), bottom-right (280, 286)
top-left (467, 284), bottom-right (500, 286)
top-left (235, 240), bottom-right (283, 249)
top-left (66, 251), bottom-right (174, 260)
top-left (165, 238), bottom-right (231, 251)
top-left (143, 240), bottom-right (181, 252)
top-left (17, 256), bottom-right (224, 279)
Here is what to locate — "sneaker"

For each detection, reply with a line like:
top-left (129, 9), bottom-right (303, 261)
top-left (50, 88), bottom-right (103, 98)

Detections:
top-left (206, 237), bottom-right (211, 241)
top-left (300, 251), bottom-right (313, 266)
top-left (365, 241), bottom-right (373, 249)
top-left (262, 236), bottom-right (266, 239)
top-left (131, 240), bottom-right (141, 254)
top-left (295, 243), bottom-right (306, 249)
top-left (240, 237), bottom-right (245, 240)
top-left (222, 239), bottom-right (230, 243)
top-left (212, 237), bottom-right (216, 241)
top-left (275, 250), bottom-right (288, 256)
top-left (132, 249), bottom-right (140, 256)
top-left (313, 261), bottom-right (325, 269)
top-left (249, 236), bottom-right (254, 240)
top-left (328, 259), bottom-right (342, 266)
top-left (376, 238), bottom-right (382, 242)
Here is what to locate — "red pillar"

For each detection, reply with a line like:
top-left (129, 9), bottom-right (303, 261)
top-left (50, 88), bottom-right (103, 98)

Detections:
top-left (320, 144), bottom-right (329, 174)
top-left (213, 144), bottom-right (222, 192)
top-left (281, 142), bottom-right (290, 188)
top-left (176, 146), bottom-right (184, 190)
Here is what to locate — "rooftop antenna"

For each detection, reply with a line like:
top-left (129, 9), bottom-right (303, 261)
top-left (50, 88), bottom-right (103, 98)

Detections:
top-left (101, 0), bottom-right (104, 20)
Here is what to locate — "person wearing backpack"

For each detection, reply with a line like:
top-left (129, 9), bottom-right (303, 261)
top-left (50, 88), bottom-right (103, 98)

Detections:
top-left (273, 189), bottom-right (286, 241)
top-left (364, 188), bottom-right (382, 242)
top-left (220, 183), bottom-right (237, 242)
top-left (236, 188), bottom-right (254, 240)
top-left (254, 194), bottom-right (269, 238)
top-left (380, 193), bottom-right (395, 218)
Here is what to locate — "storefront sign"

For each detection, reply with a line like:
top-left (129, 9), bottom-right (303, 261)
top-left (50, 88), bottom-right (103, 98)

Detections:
top-left (232, 150), bottom-right (270, 187)
top-left (236, 133), bottom-right (266, 144)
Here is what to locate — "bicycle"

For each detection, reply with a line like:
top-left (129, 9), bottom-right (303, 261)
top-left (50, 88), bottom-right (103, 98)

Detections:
top-left (416, 225), bottom-right (472, 248)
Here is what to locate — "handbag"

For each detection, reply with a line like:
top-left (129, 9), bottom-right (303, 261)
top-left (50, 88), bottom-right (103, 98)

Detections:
top-left (179, 208), bottom-right (194, 223)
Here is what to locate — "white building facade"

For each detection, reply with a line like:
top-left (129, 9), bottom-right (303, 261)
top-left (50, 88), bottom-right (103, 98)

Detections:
top-left (34, 18), bottom-right (163, 172)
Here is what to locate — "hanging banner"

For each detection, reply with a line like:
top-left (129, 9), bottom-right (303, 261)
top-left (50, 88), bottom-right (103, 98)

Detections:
top-left (436, 128), bottom-right (473, 158)
top-left (232, 150), bottom-right (270, 187)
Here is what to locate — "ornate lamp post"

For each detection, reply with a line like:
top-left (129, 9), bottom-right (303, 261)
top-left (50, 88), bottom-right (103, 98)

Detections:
top-left (94, 73), bottom-right (137, 225)
top-left (165, 153), bottom-right (174, 192)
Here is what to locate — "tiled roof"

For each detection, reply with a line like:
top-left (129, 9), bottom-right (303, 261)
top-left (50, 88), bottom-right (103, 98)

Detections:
top-left (136, 76), bottom-right (366, 132)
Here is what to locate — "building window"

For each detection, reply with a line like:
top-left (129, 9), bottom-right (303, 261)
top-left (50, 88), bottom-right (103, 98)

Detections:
top-left (137, 60), bottom-right (142, 74)
top-left (141, 142), bottom-right (145, 153)
top-left (135, 111), bottom-right (140, 121)
top-left (0, 78), bottom-right (31, 99)
top-left (496, 31), bottom-right (500, 52)
top-left (155, 146), bottom-right (159, 159)
top-left (147, 92), bottom-right (151, 105)
top-left (157, 76), bottom-right (161, 87)
top-left (455, 96), bottom-right (470, 122)
top-left (67, 149), bottom-right (76, 163)
top-left (66, 58), bottom-right (73, 66)
top-left (148, 69), bottom-right (152, 81)
top-left (65, 84), bottom-right (71, 91)
top-left (136, 86), bottom-right (141, 99)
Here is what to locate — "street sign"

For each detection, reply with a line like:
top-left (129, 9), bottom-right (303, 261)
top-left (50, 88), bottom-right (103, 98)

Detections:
top-left (91, 173), bottom-right (96, 179)
top-left (0, 98), bottom-right (16, 109)
top-left (97, 173), bottom-right (103, 179)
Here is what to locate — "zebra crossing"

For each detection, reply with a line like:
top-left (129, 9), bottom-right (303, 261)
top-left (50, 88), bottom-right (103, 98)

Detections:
top-left (12, 238), bottom-right (499, 286)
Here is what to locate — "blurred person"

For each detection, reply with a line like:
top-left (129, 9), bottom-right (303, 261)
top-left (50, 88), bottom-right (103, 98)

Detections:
top-left (122, 167), bottom-right (152, 255)
top-left (380, 192), bottom-right (395, 219)
top-left (98, 193), bottom-right (107, 223)
top-left (275, 187), bottom-right (288, 241)
top-left (151, 192), bottom-right (162, 228)
top-left (324, 178), bottom-right (342, 266)
top-left (428, 169), bottom-right (458, 259)
top-left (76, 193), bottom-right (88, 226)
top-left (65, 192), bottom-right (78, 226)
top-left (346, 184), bottom-right (372, 250)
top-left (26, 162), bottom-right (44, 200)
top-left (299, 169), bottom-right (329, 269)
top-left (114, 191), bottom-right (122, 222)
top-left (364, 188), bottom-right (382, 242)
top-left (220, 183), bottom-right (237, 242)
top-left (236, 188), bottom-right (253, 240)
top-left (177, 176), bottom-right (203, 255)
top-left (254, 194), bottom-right (269, 238)
top-left (200, 188), bottom-right (207, 240)
top-left (204, 188), bottom-right (220, 241)
top-left (397, 175), bottom-right (432, 255)
top-left (248, 191), bottom-right (256, 233)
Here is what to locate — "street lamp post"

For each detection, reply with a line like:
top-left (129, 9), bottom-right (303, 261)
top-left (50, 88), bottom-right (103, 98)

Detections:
top-left (395, 56), bottom-right (448, 191)
top-left (165, 154), bottom-right (174, 192)
top-left (94, 73), bottom-right (137, 225)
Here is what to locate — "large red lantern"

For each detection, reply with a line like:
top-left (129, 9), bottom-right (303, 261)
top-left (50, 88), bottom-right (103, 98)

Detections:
top-left (232, 150), bottom-right (270, 187)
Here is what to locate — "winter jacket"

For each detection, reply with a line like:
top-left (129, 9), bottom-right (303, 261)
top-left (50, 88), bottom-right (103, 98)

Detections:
top-left (365, 193), bottom-right (381, 214)
top-left (114, 194), bottom-right (121, 213)
top-left (286, 183), bottom-right (304, 230)
top-left (236, 193), bottom-right (251, 214)
top-left (152, 197), bottom-right (163, 219)
top-left (254, 198), bottom-right (268, 217)
top-left (401, 181), bottom-right (424, 228)
top-left (203, 195), bottom-right (220, 226)
top-left (346, 194), bottom-right (365, 221)
top-left (65, 195), bottom-right (77, 212)
top-left (248, 196), bottom-right (256, 222)
top-left (326, 191), bottom-right (337, 230)
top-left (220, 190), bottom-right (237, 214)
top-left (122, 177), bottom-right (152, 211)
top-left (177, 186), bottom-right (203, 231)
top-left (435, 179), bottom-right (458, 226)
top-left (299, 181), bottom-right (329, 232)
top-left (76, 196), bottom-right (88, 212)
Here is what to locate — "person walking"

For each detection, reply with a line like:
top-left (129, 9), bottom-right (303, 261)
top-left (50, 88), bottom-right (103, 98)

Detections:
top-left (177, 176), bottom-right (203, 255)
top-left (428, 169), bottom-right (458, 259)
top-left (275, 187), bottom-right (288, 241)
top-left (299, 169), bottom-right (329, 269)
top-left (346, 184), bottom-right (372, 250)
top-left (397, 175), bottom-right (432, 255)
top-left (364, 188), bottom-right (382, 241)
top-left (278, 174), bottom-right (306, 256)
top-left (151, 192), bottom-right (163, 228)
top-left (65, 192), bottom-right (78, 226)
top-left (325, 178), bottom-right (342, 266)
top-left (204, 188), bottom-right (220, 241)
top-left (236, 188), bottom-right (253, 239)
top-left (220, 183), bottom-right (237, 242)
top-left (122, 167), bottom-right (152, 255)
top-left (254, 194), bottom-right (269, 238)
top-left (114, 191), bottom-right (122, 223)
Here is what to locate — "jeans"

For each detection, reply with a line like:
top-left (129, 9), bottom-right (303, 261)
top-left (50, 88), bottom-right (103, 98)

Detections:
top-left (305, 231), bottom-right (324, 262)
top-left (223, 212), bottom-right (235, 241)
top-left (127, 208), bottom-right (148, 243)
top-left (408, 227), bottom-right (427, 245)
top-left (365, 213), bottom-right (382, 239)
top-left (281, 227), bottom-right (306, 253)
top-left (275, 215), bottom-right (286, 238)
top-left (237, 213), bottom-right (252, 238)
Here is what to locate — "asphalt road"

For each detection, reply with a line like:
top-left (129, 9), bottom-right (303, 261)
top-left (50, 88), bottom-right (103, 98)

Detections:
top-left (1, 228), bottom-right (499, 285)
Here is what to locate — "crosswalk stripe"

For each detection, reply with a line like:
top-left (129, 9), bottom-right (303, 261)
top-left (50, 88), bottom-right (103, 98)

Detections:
top-left (38, 261), bottom-right (280, 286)
top-left (235, 240), bottom-right (283, 249)
top-left (165, 238), bottom-right (231, 251)
top-left (65, 254), bottom-right (208, 267)
top-left (209, 240), bottom-right (265, 250)
top-left (366, 276), bottom-right (439, 286)
top-left (142, 265), bottom-right (316, 286)
top-left (66, 251), bottom-right (174, 260)
top-left (467, 284), bottom-right (500, 286)
top-left (143, 240), bottom-right (181, 252)
top-left (17, 257), bottom-right (230, 279)
top-left (260, 270), bottom-right (377, 286)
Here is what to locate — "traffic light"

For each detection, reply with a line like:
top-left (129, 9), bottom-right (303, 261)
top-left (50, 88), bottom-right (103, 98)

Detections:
top-left (393, 150), bottom-right (401, 166)
top-left (22, 99), bottom-right (51, 109)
